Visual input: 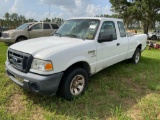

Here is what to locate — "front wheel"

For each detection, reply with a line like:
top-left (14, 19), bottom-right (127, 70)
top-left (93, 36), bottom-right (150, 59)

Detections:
top-left (58, 67), bottom-right (89, 101)
top-left (131, 48), bottom-right (141, 64)
top-left (16, 36), bottom-right (27, 43)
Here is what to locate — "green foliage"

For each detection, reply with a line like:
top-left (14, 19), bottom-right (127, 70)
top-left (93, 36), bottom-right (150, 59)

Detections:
top-left (110, 0), bottom-right (160, 33)
top-left (95, 14), bottom-right (119, 18)
top-left (0, 12), bottom-right (64, 29)
top-left (42, 17), bottom-right (64, 26)
top-left (0, 12), bottom-right (37, 29)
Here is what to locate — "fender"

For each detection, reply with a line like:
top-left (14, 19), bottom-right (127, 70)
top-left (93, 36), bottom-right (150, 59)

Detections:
top-left (65, 56), bottom-right (90, 71)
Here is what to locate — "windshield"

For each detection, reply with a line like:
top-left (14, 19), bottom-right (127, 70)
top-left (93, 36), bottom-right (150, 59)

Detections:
top-left (16, 23), bottom-right (32, 30)
top-left (55, 19), bottom-right (100, 40)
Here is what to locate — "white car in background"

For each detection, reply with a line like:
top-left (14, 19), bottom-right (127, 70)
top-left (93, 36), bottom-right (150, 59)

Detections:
top-left (148, 29), bottom-right (160, 40)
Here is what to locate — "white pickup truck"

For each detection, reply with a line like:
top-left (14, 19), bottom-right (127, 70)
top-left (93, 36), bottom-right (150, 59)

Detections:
top-left (6, 17), bottom-right (147, 101)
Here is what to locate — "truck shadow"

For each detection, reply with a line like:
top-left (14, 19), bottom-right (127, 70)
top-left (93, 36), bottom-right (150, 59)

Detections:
top-left (23, 56), bottom-right (160, 119)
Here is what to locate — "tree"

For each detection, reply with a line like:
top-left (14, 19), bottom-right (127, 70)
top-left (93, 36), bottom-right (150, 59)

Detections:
top-left (4, 12), bottom-right (10, 27)
top-left (95, 14), bottom-right (119, 18)
top-left (19, 15), bottom-right (26, 24)
top-left (2, 12), bottom-right (63, 29)
top-left (53, 17), bottom-right (64, 26)
top-left (10, 13), bottom-right (19, 28)
top-left (43, 18), bottom-right (51, 22)
top-left (27, 19), bottom-right (37, 22)
top-left (0, 19), bottom-right (3, 27)
top-left (110, 0), bottom-right (160, 34)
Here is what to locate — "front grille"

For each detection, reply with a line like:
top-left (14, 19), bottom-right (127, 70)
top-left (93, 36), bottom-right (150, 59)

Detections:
top-left (2, 33), bottom-right (9, 38)
top-left (8, 49), bottom-right (33, 73)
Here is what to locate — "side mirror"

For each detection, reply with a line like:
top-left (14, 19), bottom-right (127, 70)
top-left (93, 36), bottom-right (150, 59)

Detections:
top-left (98, 34), bottom-right (113, 43)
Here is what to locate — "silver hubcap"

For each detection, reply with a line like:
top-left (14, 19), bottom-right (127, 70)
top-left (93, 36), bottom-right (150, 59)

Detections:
top-left (135, 52), bottom-right (140, 63)
top-left (70, 75), bottom-right (85, 96)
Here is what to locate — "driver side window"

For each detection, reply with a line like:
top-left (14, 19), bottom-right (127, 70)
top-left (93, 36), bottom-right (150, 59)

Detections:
top-left (31, 23), bottom-right (42, 30)
top-left (100, 21), bottom-right (117, 40)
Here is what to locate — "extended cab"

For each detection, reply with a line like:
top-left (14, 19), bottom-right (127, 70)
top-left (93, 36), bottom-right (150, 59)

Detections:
top-left (0, 22), bottom-right (59, 45)
top-left (5, 17), bottom-right (147, 100)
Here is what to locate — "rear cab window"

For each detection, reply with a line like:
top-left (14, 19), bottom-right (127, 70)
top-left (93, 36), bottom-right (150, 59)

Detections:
top-left (117, 21), bottom-right (126, 37)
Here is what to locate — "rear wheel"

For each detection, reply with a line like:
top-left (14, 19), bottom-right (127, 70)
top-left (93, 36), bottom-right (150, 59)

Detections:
top-left (58, 67), bottom-right (89, 101)
top-left (131, 48), bottom-right (141, 64)
top-left (16, 36), bottom-right (27, 43)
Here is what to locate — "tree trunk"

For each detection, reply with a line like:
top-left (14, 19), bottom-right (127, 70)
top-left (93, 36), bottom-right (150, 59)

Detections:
top-left (143, 23), bottom-right (150, 34)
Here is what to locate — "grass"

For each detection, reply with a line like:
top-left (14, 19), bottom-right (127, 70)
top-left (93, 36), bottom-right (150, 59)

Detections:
top-left (0, 42), bottom-right (160, 120)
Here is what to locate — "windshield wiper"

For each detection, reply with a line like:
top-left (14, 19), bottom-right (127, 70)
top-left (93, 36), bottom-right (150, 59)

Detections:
top-left (54, 32), bottom-right (62, 37)
top-left (64, 34), bottom-right (78, 38)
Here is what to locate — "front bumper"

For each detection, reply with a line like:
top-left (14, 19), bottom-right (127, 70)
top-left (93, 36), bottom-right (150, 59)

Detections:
top-left (0, 37), bottom-right (15, 43)
top-left (5, 61), bottom-right (63, 96)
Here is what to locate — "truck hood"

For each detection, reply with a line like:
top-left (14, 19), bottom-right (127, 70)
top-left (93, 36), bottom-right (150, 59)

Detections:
top-left (9, 36), bottom-right (92, 59)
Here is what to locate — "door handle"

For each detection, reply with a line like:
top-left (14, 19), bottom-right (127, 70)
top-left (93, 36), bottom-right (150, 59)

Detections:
top-left (117, 43), bottom-right (120, 46)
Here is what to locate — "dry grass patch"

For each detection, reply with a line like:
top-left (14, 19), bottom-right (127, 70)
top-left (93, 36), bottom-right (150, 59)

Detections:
top-left (30, 106), bottom-right (45, 120)
top-left (126, 93), bottom-right (160, 120)
top-left (7, 94), bottom-right (26, 115)
top-left (127, 105), bottom-right (143, 120)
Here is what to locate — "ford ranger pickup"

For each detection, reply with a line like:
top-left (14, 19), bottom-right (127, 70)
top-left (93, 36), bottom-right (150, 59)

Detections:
top-left (5, 17), bottom-right (147, 101)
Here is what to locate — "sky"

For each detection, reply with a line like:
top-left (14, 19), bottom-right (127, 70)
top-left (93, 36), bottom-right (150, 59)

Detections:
top-left (0, 0), bottom-right (112, 21)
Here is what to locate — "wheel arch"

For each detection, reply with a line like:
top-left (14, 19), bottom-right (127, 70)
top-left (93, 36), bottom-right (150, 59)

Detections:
top-left (151, 35), bottom-right (157, 40)
top-left (64, 61), bottom-right (91, 77)
top-left (16, 35), bottom-right (28, 42)
top-left (136, 44), bottom-right (142, 51)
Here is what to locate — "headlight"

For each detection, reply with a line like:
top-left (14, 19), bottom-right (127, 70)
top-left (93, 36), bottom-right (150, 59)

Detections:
top-left (31, 59), bottom-right (53, 71)
top-left (9, 33), bottom-right (15, 38)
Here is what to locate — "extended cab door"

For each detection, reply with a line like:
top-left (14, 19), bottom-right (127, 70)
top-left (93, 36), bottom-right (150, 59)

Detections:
top-left (96, 20), bottom-right (128, 72)
top-left (29, 23), bottom-right (43, 38)
top-left (116, 21), bottom-right (129, 60)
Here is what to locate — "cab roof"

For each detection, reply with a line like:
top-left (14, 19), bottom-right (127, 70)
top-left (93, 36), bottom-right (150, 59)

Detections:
top-left (67, 17), bottom-right (123, 22)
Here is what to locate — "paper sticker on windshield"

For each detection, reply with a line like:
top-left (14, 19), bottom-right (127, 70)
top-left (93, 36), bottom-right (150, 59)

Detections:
top-left (89, 25), bottom-right (96, 29)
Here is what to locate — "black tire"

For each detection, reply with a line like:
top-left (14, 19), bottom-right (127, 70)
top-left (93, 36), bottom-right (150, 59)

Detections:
top-left (58, 67), bottom-right (89, 101)
top-left (16, 36), bottom-right (27, 43)
top-left (131, 48), bottom-right (141, 64)
top-left (151, 35), bottom-right (157, 40)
